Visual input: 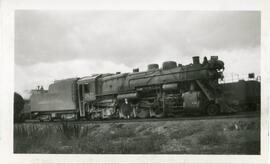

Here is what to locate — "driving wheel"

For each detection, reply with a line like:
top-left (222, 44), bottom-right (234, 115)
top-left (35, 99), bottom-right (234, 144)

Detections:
top-left (206, 104), bottom-right (220, 116)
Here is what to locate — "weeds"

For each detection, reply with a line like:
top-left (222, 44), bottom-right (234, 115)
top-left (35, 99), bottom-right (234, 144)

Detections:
top-left (105, 127), bottom-right (136, 140)
top-left (170, 123), bottom-right (203, 139)
top-left (14, 118), bottom-right (260, 154)
top-left (198, 131), bottom-right (226, 145)
top-left (14, 123), bottom-right (166, 154)
top-left (197, 124), bottom-right (227, 145)
top-left (78, 132), bottom-right (166, 154)
top-left (58, 122), bottom-right (80, 139)
top-left (14, 125), bottom-right (56, 153)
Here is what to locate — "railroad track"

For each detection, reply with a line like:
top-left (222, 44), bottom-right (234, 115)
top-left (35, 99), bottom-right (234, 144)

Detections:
top-left (17, 111), bottom-right (260, 125)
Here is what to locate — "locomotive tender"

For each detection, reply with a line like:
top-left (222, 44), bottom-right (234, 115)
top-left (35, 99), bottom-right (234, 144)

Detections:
top-left (28, 56), bottom-right (235, 121)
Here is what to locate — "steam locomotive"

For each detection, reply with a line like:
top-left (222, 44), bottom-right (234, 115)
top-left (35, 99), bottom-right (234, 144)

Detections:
top-left (17, 56), bottom-right (255, 121)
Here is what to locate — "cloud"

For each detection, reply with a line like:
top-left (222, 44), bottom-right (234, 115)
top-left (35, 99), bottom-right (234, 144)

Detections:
top-left (201, 46), bottom-right (260, 76)
top-left (15, 11), bottom-right (260, 67)
top-left (15, 45), bottom-right (260, 98)
top-left (14, 11), bottom-right (261, 98)
top-left (15, 59), bottom-right (131, 98)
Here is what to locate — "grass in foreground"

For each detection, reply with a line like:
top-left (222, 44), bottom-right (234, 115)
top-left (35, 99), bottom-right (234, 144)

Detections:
top-left (14, 118), bottom-right (260, 154)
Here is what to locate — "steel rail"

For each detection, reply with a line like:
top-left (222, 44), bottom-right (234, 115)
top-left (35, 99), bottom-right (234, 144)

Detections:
top-left (16, 111), bottom-right (260, 126)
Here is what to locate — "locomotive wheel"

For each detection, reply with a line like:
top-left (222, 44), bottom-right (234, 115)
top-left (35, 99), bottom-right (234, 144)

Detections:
top-left (86, 113), bottom-right (94, 120)
top-left (206, 104), bottom-right (220, 116)
top-left (135, 107), bottom-right (150, 118)
top-left (151, 107), bottom-right (165, 118)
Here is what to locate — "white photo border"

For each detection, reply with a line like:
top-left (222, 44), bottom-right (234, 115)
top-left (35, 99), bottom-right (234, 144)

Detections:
top-left (0, 0), bottom-right (269, 163)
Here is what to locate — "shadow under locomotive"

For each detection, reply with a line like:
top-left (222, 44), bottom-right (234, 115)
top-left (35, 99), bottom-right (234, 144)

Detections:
top-left (17, 56), bottom-right (260, 122)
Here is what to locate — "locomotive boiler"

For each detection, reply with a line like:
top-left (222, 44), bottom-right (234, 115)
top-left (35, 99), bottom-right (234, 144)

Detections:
top-left (27, 56), bottom-right (235, 121)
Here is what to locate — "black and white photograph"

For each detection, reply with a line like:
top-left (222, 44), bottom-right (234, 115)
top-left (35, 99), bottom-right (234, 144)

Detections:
top-left (13, 10), bottom-right (261, 154)
top-left (0, 0), bottom-right (269, 163)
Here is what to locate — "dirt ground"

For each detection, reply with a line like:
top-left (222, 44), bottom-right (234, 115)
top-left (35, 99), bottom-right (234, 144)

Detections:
top-left (14, 117), bottom-right (260, 154)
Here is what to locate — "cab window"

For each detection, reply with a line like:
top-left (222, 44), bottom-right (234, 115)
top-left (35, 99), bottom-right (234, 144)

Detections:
top-left (84, 84), bottom-right (89, 93)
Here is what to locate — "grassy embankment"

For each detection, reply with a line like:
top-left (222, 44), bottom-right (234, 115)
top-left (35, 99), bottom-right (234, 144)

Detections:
top-left (14, 117), bottom-right (260, 154)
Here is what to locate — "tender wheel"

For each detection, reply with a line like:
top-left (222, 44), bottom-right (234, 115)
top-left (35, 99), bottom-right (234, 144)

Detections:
top-left (206, 104), bottom-right (220, 116)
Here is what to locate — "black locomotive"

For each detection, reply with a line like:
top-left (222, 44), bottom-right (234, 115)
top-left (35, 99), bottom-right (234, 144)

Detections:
top-left (15, 56), bottom-right (260, 122)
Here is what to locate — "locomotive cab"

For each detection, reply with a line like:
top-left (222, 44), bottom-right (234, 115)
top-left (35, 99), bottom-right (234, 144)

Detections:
top-left (77, 74), bottom-right (100, 118)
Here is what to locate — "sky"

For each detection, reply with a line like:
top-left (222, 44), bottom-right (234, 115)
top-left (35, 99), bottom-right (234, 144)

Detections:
top-left (15, 10), bottom-right (261, 98)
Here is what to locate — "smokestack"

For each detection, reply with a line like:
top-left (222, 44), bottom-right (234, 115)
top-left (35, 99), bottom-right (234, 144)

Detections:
top-left (192, 56), bottom-right (200, 65)
top-left (211, 56), bottom-right (218, 60)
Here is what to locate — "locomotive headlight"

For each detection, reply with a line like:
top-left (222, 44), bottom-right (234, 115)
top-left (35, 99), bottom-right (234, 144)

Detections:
top-left (208, 70), bottom-right (224, 80)
top-left (216, 60), bottom-right (225, 71)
